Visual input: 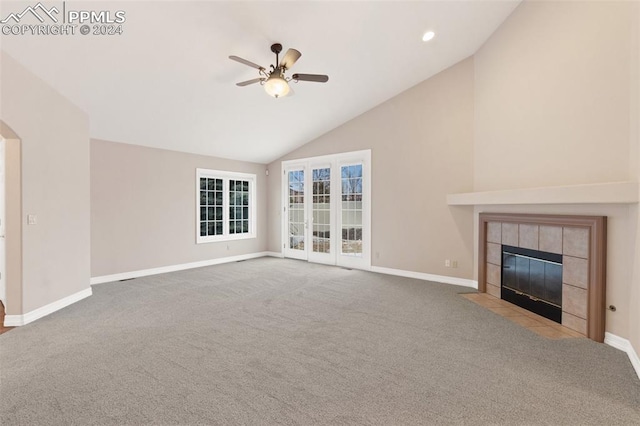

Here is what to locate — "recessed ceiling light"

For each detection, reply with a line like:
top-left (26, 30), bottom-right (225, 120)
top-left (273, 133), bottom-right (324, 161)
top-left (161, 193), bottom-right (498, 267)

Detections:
top-left (422, 31), bottom-right (435, 42)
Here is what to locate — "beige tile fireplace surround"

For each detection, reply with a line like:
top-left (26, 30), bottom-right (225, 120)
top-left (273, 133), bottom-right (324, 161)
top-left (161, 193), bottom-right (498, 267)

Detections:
top-left (478, 213), bottom-right (607, 342)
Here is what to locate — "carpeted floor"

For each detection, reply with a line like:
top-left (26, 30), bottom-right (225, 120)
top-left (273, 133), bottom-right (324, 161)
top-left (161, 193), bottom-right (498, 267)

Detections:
top-left (1, 257), bottom-right (639, 425)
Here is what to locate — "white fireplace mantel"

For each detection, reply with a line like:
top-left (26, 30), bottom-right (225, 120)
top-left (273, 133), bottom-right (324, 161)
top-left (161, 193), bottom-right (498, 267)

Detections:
top-left (447, 181), bottom-right (639, 206)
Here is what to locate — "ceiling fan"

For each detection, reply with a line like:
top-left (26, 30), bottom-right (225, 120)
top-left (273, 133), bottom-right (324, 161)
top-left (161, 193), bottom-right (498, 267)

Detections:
top-left (229, 43), bottom-right (329, 98)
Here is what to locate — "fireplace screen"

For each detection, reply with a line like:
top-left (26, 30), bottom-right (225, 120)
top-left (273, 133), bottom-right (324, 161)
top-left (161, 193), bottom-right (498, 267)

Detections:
top-left (502, 245), bottom-right (562, 322)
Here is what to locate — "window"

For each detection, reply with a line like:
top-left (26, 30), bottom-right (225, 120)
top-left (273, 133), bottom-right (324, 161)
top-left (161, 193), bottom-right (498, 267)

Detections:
top-left (196, 169), bottom-right (256, 243)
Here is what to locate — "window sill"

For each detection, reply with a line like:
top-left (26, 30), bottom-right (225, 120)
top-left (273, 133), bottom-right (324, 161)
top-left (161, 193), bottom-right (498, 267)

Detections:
top-left (197, 234), bottom-right (256, 244)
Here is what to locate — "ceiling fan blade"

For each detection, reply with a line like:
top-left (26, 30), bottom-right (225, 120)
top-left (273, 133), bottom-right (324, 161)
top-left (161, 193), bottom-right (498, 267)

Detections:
top-left (236, 78), bottom-right (264, 87)
top-left (279, 48), bottom-right (302, 70)
top-left (229, 55), bottom-right (265, 70)
top-left (292, 73), bottom-right (329, 83)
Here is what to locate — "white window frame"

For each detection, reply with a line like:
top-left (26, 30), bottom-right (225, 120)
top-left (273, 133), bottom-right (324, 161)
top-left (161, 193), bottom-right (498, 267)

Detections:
top-left (196, 168), bottom-right (257, 244)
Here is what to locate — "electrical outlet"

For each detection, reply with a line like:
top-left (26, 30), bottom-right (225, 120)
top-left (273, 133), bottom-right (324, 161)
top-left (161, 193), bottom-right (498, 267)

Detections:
top-left (27, 214), bottom-right (37, 225)
top-left (445, 259), bottom-right (451, 268)
top-left (452, 260), bottom-right (458, 268)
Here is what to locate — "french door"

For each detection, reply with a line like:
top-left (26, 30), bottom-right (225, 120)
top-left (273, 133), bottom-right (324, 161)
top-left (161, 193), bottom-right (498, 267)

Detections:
top-left (282, 150), bottom-right (370, 269)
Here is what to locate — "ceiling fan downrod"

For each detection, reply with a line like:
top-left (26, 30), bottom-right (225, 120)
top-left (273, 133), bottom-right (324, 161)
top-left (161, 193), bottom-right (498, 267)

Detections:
top-left (271, 43), bottom-right (283, 70)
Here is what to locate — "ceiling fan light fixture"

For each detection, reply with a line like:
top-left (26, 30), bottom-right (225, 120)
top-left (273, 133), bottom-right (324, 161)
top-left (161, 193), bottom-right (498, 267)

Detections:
top-left (230, 43), bottom-right (328, 98)
top-left (264, 73), bottom-right (290, 98)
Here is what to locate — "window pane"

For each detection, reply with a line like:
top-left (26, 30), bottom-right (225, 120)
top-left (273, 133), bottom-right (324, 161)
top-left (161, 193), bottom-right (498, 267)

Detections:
top-left (207, 222), bottom-right (215, 236)
top-left (228, 179), bottom-right (250, 234)
top-left (200, 207), bottom-right (206, 221)
top-left (341, 164), bottom-right (363, 256)
top-left (200, 191), bottom-right (207, 205)
top-left (312, 167), bottom-right (331, 254)
top-left (200, 222), bottom-right (207, 236)
top-left (208, 207), bottom-right (215, 220)
top-left (207, 192), bottom-right (215, 205)
top-left (288, 169), bottom-right (305, 250)
top-left (216, 222), bottom-right (223, 235)
top-left (216, 207), bottom-right (222, 220)
top-left (200, 178), bottom-right (207, 190)
top-left (207, 178), bottom-right (215, 190)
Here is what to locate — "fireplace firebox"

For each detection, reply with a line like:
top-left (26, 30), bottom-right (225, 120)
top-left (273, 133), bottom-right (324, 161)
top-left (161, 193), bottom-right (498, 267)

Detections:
top-left (501, 245), bottom-right (562, 323)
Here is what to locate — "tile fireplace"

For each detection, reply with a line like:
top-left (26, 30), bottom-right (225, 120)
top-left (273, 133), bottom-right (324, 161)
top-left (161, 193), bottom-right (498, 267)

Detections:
top-left (478, 213), bottom-right (607, 342)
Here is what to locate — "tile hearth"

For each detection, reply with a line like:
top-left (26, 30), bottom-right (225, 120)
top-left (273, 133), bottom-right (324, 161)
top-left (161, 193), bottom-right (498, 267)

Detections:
top-left (461, 293), bottom-right (584, 339)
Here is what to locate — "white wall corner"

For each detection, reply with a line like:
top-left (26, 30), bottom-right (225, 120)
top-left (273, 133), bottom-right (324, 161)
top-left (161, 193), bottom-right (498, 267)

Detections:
top-left (370, 265), bottom-right (478, 289)
top-left (604, 332), bottom-right (640, 379)
top-left (3, 287), bottom-right (92, 327)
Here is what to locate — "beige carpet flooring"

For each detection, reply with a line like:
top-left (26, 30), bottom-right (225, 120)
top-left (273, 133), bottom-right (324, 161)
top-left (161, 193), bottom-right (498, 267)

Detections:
top-left (1, 257), bottom-right (639, 425)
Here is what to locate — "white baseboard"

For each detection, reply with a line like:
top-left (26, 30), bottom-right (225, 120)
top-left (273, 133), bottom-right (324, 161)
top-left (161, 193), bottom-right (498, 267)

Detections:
top-left (90, 251), bottom-right (273, 285)
top-left (370, 265), bottom-right (478, 289)
top-left (604, 332), bottom-right (640, 379)
top-left (4, 287), bottom-right (92, 327)
top-left (264, 251), bottom-right (284, 258)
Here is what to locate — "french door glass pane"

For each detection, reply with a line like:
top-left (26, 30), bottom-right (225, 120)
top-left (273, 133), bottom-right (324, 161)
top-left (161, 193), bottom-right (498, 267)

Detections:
top-left (288, 170), bottom-right (305, 250)
top-left (312, 168), bottom-right (331, 253)
top-left (341, 164), bottom-right (363, 256)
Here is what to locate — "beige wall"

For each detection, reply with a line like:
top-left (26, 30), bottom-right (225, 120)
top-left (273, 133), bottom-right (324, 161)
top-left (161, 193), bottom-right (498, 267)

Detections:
top-left (90, 139), bottom-right (268, 277)
top-left (474, 1), bottom-right (634, 191)
top-left (268, 58), bottom-right (475, 279)
top-left (472, 1), bottom-right (639, 341)
top-left (1, 52), bottom-right (90, 314)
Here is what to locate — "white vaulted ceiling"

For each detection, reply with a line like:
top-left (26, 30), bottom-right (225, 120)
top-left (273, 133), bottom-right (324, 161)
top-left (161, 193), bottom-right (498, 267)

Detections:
top-left (0, 1), bottom-right (521, 163)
